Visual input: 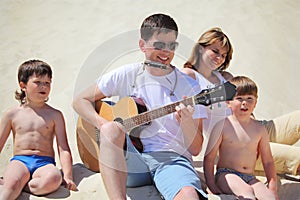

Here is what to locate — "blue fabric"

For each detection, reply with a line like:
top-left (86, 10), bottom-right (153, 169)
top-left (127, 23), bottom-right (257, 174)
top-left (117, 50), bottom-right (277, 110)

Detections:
top-left (142, 151), bottom-right (207, 200)
top-left (215, 168), bottom-right (256, 183)
top-left (125, 136), bottom-right (207, 200)
top-left (11, 155), bottom-right (56, 176)
top-left (125, 134), bottom-right (153, 187)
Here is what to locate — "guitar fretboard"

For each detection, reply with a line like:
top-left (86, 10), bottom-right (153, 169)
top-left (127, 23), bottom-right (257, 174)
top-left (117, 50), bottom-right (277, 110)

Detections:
top-left (122, 97), bottom-right (194, 131)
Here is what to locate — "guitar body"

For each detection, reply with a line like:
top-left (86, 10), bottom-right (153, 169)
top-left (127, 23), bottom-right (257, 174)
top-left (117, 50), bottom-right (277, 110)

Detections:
top-left (99, 97), bottom-right (140, 122)
top-left (76, 116), bottom-right (100, 172)
top-left (76, 97), bottom-right (146, 172)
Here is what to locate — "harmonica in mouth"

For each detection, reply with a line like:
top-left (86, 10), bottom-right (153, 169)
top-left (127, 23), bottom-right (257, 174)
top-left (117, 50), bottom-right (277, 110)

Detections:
top-left (144, 60), bottom-right (167, 70)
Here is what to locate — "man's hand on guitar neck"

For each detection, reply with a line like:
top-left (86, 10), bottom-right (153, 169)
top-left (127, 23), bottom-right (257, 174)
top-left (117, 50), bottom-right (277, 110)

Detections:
top-left (175, 103), bottom-right (195, 123)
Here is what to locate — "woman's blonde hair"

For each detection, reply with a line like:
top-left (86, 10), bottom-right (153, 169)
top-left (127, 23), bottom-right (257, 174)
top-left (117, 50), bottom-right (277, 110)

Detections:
top-left (184, 27), bottom-right (233, 71)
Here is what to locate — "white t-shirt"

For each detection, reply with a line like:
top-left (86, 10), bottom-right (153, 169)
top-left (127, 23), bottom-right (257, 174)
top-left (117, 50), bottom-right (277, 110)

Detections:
top-left (97, 63), bottom-right (207, 160)
top-left (194, 70), bottom-right (232, 157)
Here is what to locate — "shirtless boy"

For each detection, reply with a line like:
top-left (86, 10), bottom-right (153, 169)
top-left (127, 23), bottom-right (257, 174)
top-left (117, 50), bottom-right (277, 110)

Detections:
top-left (204, 76), bottom-right (278, 200)
top-left (0, 60), bottom-right (77, 200)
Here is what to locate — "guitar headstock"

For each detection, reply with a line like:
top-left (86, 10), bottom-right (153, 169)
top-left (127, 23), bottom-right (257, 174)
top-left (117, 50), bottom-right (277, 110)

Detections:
top-left (194, 81), bottom-right (236, 106)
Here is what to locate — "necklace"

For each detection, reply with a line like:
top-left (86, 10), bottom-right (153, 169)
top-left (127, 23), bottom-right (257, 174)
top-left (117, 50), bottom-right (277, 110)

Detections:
top-left (132, 63), bottom-right (178, 96)
top-left (165, 68), bottom-right (177, 96)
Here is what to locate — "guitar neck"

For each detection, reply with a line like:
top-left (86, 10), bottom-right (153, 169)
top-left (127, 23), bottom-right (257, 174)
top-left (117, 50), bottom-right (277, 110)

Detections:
top-left (122, 97), bottom-right (194, 131)
top-left (119, 81), bottom-right (236, 132)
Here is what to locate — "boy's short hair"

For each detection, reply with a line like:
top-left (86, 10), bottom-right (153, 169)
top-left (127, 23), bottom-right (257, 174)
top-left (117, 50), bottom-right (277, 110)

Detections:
top-left (140, 13), bottom-right (178, 41)
top-left (15, 59), bottom-right (52, 104)
top-left (17, 59), bottom-right (52, 84)
top-left (230, 76), bottom-right (258, 98)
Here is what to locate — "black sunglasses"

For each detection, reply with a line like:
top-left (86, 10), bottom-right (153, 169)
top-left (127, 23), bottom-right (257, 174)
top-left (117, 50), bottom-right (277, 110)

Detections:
top-left (152, 41), bottom-right (179, 51)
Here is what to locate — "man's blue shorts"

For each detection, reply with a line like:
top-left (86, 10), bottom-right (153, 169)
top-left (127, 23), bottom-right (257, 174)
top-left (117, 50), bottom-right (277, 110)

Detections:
top-left (11, 155), bottom-right (56, 176)
top-left (125, 135), bottom-right (207, 200)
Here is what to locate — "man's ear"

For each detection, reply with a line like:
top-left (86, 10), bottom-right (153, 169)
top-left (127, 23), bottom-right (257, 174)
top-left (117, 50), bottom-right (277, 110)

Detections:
top-left (139, 39), bottom-right (146, 52)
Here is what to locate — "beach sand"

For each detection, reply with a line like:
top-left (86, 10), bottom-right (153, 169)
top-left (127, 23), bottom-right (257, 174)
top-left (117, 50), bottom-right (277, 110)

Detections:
top-left (0, 0), bottom-right (299, 199)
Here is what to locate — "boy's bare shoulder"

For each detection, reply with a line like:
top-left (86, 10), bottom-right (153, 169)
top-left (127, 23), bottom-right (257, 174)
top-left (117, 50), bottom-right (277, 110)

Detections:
top-left (250, 118), bottom-right (269, 136)
top-left (252, 118), bottom-right (266, 128)
top-left (3, 104), bottom-right (63, 122)
top-left (43, 104), bottom-right (64, 117)
top-left (44, 103), bottom-right (60, 112)
top-left (216, 117), bottom-right (230, 126)
top-left (213, 117), bottom-right (230, 131)
top-left (3, 105), bottom-right (22, 118)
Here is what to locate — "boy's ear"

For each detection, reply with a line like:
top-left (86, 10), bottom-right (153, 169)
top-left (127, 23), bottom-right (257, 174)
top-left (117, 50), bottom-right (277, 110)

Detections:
top-left (226, 100), bottom-right (231, 107)
top-left (139, 39), bottom-right (146, 52)
top-left (253, 99), bottom-right (257, 108)
top-left (19, 82), bottom-right (26, 91)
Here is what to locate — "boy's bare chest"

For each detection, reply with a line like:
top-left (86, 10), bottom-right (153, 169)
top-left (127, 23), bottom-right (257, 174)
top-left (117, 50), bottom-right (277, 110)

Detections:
top-left (12, 109), bottom-right (55, 136)
top-left (223, 129), bottom-right (260, 148)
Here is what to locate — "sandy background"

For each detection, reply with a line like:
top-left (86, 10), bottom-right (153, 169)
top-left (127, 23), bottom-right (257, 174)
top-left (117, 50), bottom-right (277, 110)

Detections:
top-left (0, 0), bottom-right (299, 199)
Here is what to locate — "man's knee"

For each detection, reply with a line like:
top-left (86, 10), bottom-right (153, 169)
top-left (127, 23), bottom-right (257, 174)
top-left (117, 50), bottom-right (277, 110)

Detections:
top-left (175, 186), bottom-right (198, 199)
top-left (100, 122), bottom-right (125, 145)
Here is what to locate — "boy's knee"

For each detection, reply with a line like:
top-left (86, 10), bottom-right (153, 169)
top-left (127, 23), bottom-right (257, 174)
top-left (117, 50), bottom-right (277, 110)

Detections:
top-left (238, 186), bottom-right (255, 199)
top-left (29, 173), bottom-right (62, 195)
top-left (47, 172), bottom-right (62, 185)
top-left (255, 189), bottom-right (276, 200)
top-left (4, 177), bottom-right (24, 190)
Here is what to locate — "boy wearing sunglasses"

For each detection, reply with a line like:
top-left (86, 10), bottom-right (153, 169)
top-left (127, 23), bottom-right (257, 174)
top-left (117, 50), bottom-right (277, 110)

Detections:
top-left (73, 13), bottom-right (209, 200)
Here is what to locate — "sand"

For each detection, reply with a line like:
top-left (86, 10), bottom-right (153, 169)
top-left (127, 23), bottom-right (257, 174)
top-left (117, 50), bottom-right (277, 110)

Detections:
top-left (0, 0), bottom-right (299, 199)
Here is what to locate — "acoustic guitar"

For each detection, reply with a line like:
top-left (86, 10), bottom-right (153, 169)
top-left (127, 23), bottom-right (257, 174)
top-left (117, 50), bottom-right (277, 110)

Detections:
top-left (76, 81), bottom-right (236, 172)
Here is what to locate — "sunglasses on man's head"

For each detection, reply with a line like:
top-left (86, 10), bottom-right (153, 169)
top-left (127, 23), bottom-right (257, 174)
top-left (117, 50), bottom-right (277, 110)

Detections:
top-left (152, 41), bottom-right (179, 51)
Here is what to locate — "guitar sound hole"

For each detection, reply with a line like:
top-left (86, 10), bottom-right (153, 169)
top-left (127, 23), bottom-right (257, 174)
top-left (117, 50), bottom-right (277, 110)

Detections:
top-left (114, 117), bottom-right (124, 125)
